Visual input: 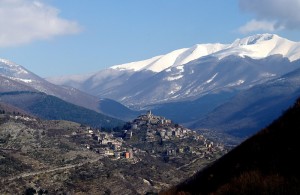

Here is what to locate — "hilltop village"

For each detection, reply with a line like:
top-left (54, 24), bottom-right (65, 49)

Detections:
top-left (75, 111), bottom-right (226, 163)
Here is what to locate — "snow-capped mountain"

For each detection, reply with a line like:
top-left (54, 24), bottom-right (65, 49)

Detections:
top-left (111, 34), bottom-right (300, 72)
top-left (48, 34), bottom-right (300, 107)
top-left (111, 43), bottom-right (227, 72)
top-left (213, 34), bottom-right (300, 61)
top-left (0, 59), bottom-right (100, 111)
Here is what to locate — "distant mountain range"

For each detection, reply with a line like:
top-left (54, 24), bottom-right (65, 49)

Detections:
top-left (1, 33), bottom-right (300, 143)
top-left (0, 58), bottom-right (100, 111)
top-left (0, 59), bottom-right (124, 129)
top-left (160, 97), bottom-right (300, 194)
top-left (48, 34), bottom-right (300, 107)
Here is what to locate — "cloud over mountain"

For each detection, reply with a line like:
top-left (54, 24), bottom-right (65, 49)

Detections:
top-left (0, 0), bottom-right (81, 47)
top-left (238, 0), bottom-right (300, 33)
top-left (238, 20), bottom-right (279, 34)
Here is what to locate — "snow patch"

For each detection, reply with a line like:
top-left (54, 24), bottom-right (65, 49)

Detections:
top-left (260, 72), bottom-right (276, 77)
top-left (0, 59), bottom-right (29, 75)
top-left (17, 69), bottom-right (28, 74)
top-left (176, 65), bottom-right (184, 73)
top-left (206, 73), bottom-right (218, 84)
top-left (185, 89), bottom-right (191, 95)
top-left (120, 96), bottom-right (131, 101)
top-left (111, 55), bottom-right (162, 72)
top-left (9, 77), bottom-right (33, 83)
top-left (168, 85), bottom-right (182, 95)
top-left (227, 80), bottom-right (245, 87)
top-left (0, 59), bottom-right (15, 67)
top-left (170, 94), bottom-right (181, 99)
top-left (165, 75), bottom-right (183, 81)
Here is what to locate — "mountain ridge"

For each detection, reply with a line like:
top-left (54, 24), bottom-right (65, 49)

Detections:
top-left (48, 33), bottom-right (300, 79)
top-left (47, 33), bottom-right (300, 107)
top-left (191, 65), bottom-right (300, 140)
top-left (0, 58), bottom-right (100, 112)
top-left (0, 58), bottom-right (130, 127)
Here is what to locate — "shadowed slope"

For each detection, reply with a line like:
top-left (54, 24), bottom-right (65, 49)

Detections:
top-left (160, 97), bottom-right (300, 195)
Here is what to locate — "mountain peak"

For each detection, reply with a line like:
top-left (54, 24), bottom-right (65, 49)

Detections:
top-left (109, 34), bottom-right (300, 73)
top-left (0, 58), bottom-right (30, 76)
top-left (0, 58), bottom-right (20, 68)
top-left (231, 33), bottom-right (279, 46)
top-left (47, 33), bottom-right (300, 107)
top-left (212, 33), bottom-right (300, 61)
top-left (110, 43), bottom-right (228, 73)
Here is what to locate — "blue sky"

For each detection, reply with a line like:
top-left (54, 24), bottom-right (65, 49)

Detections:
top-left (0, 0), bottom-right (299, 77)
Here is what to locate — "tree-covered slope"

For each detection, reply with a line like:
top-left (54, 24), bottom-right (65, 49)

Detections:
top-left (0, 91), bottom-right (124, 130)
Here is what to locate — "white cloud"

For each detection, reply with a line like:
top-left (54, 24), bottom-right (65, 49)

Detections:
top-left (238, 20), bottom-right (279, 34)
top-left (238, 0), bottom-right (300, 33)
top-left (0, 0), bottom-right (81, 47)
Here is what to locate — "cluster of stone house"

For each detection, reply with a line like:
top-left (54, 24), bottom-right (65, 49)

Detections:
top-left (82, 128), bottom-right (135, 160)
top-left (156, 127), bottom-right (193, 140)
top-left (133, 110), bottom-right (172, 127)
top-left (163, 140), bottom-right (224, 158)
top-left (126, 110), bottom-right (203, 142)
